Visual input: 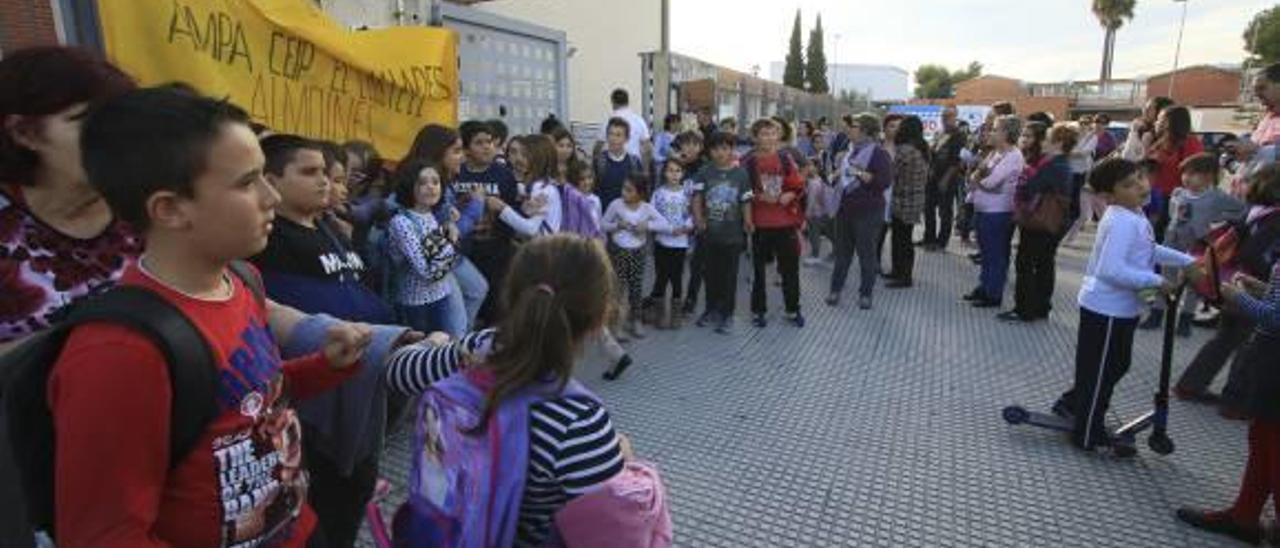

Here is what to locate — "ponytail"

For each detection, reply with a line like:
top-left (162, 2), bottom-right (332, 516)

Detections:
top-left (467, 235), bottom-right (613, 432)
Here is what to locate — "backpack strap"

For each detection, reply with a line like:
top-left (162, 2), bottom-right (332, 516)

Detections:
top-left (227, 260), bottom-right (266, 308)
top-left (63, 287), bottom-right (220, 469)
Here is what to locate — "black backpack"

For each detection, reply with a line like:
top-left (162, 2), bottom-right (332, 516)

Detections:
top-left (0, 261), bottom-right (264, 544)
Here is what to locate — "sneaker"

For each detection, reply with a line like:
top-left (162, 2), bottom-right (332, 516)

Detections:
top-left (971, 298), bottom-right (1001, 309)
top-left (681, 298), bottom-right (697, 315)
top-left (752, 313), bottom-right (768, 328)
top-left (1175, 508), bottom-right (1262, 545)
top-left (885, 279), bottom-right (913, 289)
top-left (858, 295), bottom-right (873, 310)
top-left (997, 310), bottom-right (1028, 322)
top-left (962, 289), bottom-right (984, 302)
top-left (1051, 399), bottom-right (1074, 420)
top-left (803, 257), bottom-right (823, 266)
top-left (825, 293), bottom-right (840, 307)
top-left (695, 310), bottom-right (718, 327)
top-left (1177, 313), bottom-right (1193, 338)
top-left (786, 311), bottom-right (805, 328)
top-left (602, 354), bottom-right (633, 381)
top-left (1138, 312), bottom-right (1164, 330)
top-left (714, 317), bottom-right (733, 334)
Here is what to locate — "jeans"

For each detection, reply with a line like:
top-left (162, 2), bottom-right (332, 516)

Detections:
top-left (396, 297), bottom-right (453, 335)
top-left (751, 227), bottom-right (801, 315)
top-left (975, 211), bottom-right (1014, 302)
top-left (923, 178), bottom-right (955, 244)
top-left (889, 217), bottom-right (916, 281)
top-left (441, 258), bottom-right (488, 337)
top-left (1012, 227), bottom-right (1060, 317)
top-left (829, 211), bottom-right (881, 297)
top-left (1176, 310), bottom-right (1255, 401)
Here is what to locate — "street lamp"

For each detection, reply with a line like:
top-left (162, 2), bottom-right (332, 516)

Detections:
top-left (1168, 0), bottom-right (1189, 98)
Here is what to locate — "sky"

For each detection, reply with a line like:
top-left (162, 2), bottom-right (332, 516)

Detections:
top-left (671, 0), bottom-right (1270, 87)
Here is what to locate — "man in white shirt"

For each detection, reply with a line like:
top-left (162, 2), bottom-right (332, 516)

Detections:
top-left (599, 88), bottom-right (651, 158)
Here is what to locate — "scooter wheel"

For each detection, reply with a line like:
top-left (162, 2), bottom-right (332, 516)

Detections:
top-left (1002, 406), bottom-right (1029, 425)
top-left (1148, 434), bottom-right (1175, 455)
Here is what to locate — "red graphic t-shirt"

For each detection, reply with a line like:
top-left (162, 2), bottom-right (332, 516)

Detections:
top-left (48, 263), bottom-right (356, 547)
top-left (0, 183), bottom-right (143, 343)
top-left (744, 152), bottom-right (805, 229)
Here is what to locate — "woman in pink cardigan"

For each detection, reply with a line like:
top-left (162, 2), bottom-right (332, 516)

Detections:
top-left (963, 115), bottom-right (1026, 308)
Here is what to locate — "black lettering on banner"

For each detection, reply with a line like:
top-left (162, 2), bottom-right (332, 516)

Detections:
top-left (267, 31), bottom-right (316, 81)
top-left (166, 0), bottom-right (253, 72)
top-left (250, 72), bottom-right (376, 144)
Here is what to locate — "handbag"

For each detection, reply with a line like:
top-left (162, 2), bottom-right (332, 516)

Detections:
top-left (1017, 191), bottom-right (1071, 233)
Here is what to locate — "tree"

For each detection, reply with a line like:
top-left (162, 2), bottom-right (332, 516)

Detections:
top-left (1245, 6), bottom-right (1280, 65)
top-left (912, 62), bottom-right (982, 99)
top-left (1092, 0), bottom-right (1136, 83)
top-left (838, 89), bottom-right (871, 110)
top-left (783, 9), bottom-right (806, 90)
top-left (805, 14), bottom-right (829, 94)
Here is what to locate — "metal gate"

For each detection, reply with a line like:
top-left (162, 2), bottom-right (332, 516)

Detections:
top-left (441, 4), bottom-right (567, 135)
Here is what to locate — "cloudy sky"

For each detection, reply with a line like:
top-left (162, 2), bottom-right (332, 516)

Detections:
top-left (671, 0), bottom-right (1268, 85)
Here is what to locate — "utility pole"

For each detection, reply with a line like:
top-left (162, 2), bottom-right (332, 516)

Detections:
top-left (1168, 0), bottom-right (1189, 98)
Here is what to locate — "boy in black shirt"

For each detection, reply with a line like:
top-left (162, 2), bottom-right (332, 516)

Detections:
top-left (455, 120), bottom-right (521, 325)
top-left (251, 134), bottom-right (394, 547)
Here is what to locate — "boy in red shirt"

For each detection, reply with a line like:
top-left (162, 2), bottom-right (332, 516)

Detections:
top-left (742, 118), bottom-right (806, 328)
top-left (50, 87), bottom-right (371, 547)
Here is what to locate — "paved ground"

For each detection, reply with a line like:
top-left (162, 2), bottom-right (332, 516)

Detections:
top-left (363, 228), bottom-right (1259, 547)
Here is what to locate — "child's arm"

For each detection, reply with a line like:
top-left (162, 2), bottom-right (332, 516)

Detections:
top-left (1094, 221), bottom-right (1166, 290)
top-left (644, 203), bottom-right (672, 234)
top-left (1229, 267), bottom-right (1280, 331)
top-left (385, 329), bottom-right (494, 396)
top-left (1153, 244), bottom-right (1195, 268)
top-left (51, 335), bottom-right (173, 547)
top-left (389, 215), bottom-right (447, 282)
top-left (600, 200), bottom-right (622, 232)
top-left (454, 197), bottom-right (485, 238)
top-left (283, 322), bottom-right (371, 400)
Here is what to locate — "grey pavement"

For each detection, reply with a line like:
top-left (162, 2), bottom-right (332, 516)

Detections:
top-left (363, 227), bottom-right (1256, 547)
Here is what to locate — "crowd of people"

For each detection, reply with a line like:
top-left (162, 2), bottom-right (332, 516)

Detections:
top-left (2, 43), bottom-right (1280, 546)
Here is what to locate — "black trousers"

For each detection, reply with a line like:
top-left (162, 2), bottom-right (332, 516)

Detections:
top-left (1057, 308), bottom-right (1138, 450)
top-left (685, 235), bottom-right (706, 306)
top-left (650, 242), bottom-right (687, 301)
top-left (923, 180), bottom-right (955, 244)
top-left (876, 221), bottom-right (890, 268)
top-left (467, 237), bottom-right (513, 327)
top-left (703, 242), bottom-right (742, 317)
top-left (751, 228), bottom-right (801, 315)
top-left (890, 217), bottom-right (916, 281)
top-left (304, 432), bottom-right (380, 548)
top-left (1012, 227), bottom-right (1060, 318)
top-left (1176, 310), bottom-right (1256, 401)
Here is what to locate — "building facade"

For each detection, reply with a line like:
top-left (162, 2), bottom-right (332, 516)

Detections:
top-left (769, 61), bottom-right (909, 102)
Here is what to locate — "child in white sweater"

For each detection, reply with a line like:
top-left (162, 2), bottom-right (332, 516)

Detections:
top-left (601, 174), bottom-right (670, 339)
top-left (1051, 158), bottom-right (1195, 452)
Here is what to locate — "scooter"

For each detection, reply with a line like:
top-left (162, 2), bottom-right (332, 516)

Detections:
top-left (1002, 289), bottom-right (1180, 458)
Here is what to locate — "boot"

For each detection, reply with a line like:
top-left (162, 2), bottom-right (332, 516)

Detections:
top-left (671, 298), bottom-right (686, 329)
top-left (658, 296), bottom-right (673, 330)
top-left (1138, 310), bottom-right (1164, 330)
top-left (1176, 313), bottom-right (1193, 338)
top-left (627, 317), bottom-right (647, 339)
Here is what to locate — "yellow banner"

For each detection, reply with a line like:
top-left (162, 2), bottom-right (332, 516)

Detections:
top-left (98, 0), bottom-right (458, 160)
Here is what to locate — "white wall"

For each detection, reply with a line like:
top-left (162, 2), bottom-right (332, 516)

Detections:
top-left (474, 0), bottom-right (660, 127)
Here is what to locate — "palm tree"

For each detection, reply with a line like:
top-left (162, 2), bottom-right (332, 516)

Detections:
top-left (1092, 0), bottom-right (1136, 84)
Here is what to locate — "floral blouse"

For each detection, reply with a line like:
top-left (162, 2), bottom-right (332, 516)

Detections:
top-left (0, 184), bottom-right (142, 343)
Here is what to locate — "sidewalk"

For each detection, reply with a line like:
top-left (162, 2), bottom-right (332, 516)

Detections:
top-left (366, 229), bottom-right (1250, 547)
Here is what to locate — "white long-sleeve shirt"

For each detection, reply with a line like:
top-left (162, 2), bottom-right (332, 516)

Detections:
top-left (600, 198), bottom-right (669, 249)
top-left (1078, 205), bottom-right (1194, 318)
top-left (499, 178), bottom-right (562, 237)
top-left (650, 184), bottom-right (693, 248)
top-left (972, 147), bottom-right (1024, 213)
